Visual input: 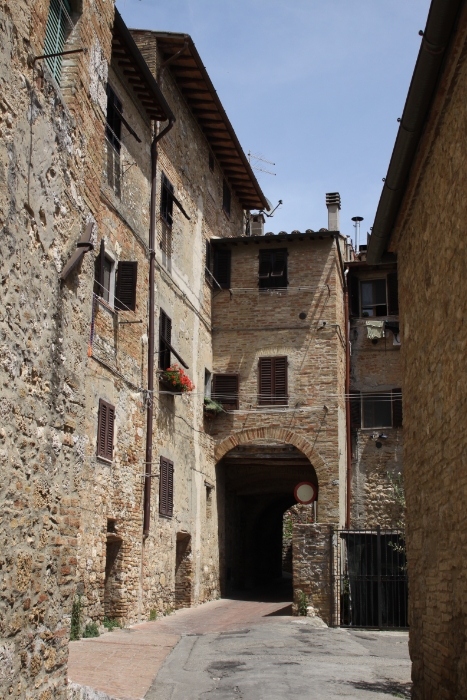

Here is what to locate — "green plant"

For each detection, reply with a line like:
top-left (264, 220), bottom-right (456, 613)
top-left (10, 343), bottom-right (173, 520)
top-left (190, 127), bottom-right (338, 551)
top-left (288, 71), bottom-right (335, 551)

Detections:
top-left (165, 606), bottom-right (174, 616)
top-left (203, 397), bottom-right (224, 415)
top-left (149, 609), bottom-right (157, 621)
top-left (298, 590), bottom-right (308, 617)
top-left (70, 595), bottom-right (82, 641)
top-left (82, 622), bottom-right (100, 638)
top-left (103, 617), bottom-right (121, 630)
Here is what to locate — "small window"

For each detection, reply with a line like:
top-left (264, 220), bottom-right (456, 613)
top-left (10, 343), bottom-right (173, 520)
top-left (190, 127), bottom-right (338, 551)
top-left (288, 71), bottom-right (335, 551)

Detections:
top-left (105, 85), bottom-right (122, 154)
top-left (258, 357), bottom-right (288, 406)
top-left (161, 173), bottom-right (174, 227)
top-left (94, 240), bottom-right (116, 307)
top-left (212, 374), bottom-right (239, 410)
top-left (222, 180), bottom-right (231, 217)
top-left (351, 389), bottom-right (402, 429)
top-left (213, 248), bottom-right (231, 289)
top-left (159, 456), bottom-right (174, 517)
top-left (159, 310), bottom-right (172, 371)
top-left (209, 152), bottom-right (214, 172)
top-left (258, 249), bottom-right (288, 289)
top-left (97, 399), bottom-right (115, 460)
top-left (44, 0), bottom-right (73, 83)
top-left (361, 279), bottom-right (387, 317)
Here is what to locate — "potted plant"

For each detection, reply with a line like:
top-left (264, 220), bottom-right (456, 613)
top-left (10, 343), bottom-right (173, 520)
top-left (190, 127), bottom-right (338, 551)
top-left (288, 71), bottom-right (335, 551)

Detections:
top-left (203, 397), bottom-right (224, 418)
top-left (159, 364), bottom-right (195, 393)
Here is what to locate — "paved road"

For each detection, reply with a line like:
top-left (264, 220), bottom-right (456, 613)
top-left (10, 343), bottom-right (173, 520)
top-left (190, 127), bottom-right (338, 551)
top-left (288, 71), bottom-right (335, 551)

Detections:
top-left (69, 596), bottom-right (411, 700)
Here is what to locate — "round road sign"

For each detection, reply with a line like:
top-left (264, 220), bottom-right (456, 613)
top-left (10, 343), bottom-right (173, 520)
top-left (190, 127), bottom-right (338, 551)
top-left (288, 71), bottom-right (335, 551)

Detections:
top-left (294, 482), bottom-right (317, 505)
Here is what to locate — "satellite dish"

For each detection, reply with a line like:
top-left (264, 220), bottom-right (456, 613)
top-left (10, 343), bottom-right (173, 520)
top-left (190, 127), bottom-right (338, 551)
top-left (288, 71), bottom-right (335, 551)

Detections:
top-left (264, 197), bottom-right (273, 212)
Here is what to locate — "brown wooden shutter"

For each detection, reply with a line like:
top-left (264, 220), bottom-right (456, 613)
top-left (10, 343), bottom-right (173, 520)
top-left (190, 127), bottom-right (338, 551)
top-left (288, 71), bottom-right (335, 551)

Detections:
top-left (271, 250), bottom-right (287, 278)
top-left (273, 356), bottom-right (288, 404)
top-left (159, 311), bottom-right (172, 370)
top-left (115, 261), bottom-right (137, 311)
top-left (387, 273), bottom-right (399, 315)
top-left (348, 274), bottom-right (360, 317)
top-left (212, 374), bottom-right (239, 410)
top-left (350, 391), bottom-right (361, 428)
top-left (392, 388), bottom-right (403, 427)
top-left (259, 357), bottom-right (288, 405)
top-left (213, 249), bottom-right (231, 288)
top-left (97, 399), bottom-right (115, 460)
top-left (159, 456), bottom-right (174, 517)
top-left (258, 251), bottom-right (271, 279)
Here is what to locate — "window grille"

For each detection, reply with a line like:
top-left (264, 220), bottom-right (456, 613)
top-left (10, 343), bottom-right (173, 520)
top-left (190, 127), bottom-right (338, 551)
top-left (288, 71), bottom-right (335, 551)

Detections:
top-left (44, 0), bottom-right (73, 83)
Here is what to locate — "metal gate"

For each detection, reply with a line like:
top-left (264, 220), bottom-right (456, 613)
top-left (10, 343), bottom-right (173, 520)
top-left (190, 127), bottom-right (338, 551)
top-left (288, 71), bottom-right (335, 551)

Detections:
top-left (333, 527), bottom-right (408, 629)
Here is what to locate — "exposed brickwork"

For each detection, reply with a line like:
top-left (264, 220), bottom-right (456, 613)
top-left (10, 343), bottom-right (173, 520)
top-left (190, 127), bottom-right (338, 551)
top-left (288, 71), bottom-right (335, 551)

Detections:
top-left (388, 7), bottom-right (467, 697)
top-left (0, 0), bottom-right (115, 697)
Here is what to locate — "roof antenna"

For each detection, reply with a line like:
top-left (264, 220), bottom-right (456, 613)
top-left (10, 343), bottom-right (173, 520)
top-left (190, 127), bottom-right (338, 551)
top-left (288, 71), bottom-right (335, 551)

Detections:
top-left (248, 151), bottom-right (276, 177)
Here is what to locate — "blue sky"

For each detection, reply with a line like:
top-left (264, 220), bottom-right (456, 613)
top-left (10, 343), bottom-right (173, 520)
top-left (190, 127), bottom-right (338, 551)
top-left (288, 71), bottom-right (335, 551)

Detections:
top-left (117, 0), bottom-right (431, 243)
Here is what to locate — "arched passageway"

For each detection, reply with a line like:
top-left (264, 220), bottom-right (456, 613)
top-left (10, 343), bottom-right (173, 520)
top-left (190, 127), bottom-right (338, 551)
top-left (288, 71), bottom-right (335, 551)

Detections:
top-left (216, 440), bottom-right (318, 596)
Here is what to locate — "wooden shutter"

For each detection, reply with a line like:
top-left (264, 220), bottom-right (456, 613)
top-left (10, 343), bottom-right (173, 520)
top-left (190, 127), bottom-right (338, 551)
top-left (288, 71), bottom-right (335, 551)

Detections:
top-left (392, 388), bottom-right (403, 427)
top-left (348, 274), bottom-right (360, 317)
top-left (44, 0), bottom-right (71, 82)
top-left (350, 391), bottom-right (361, 428)
top-left (115, 261), bottom-right (137, 311)
top-left (259, 357), bottom-right (288, 405)
top-left (97, 399), bottom-right (115, 460)
top-left (161, 174), bottom-right (174, 226)
top-left (213, 249), bottom-right (231, 289)
top-left (94, 239), bottom-right (105, 298)
top-left (387, 273), bottom-right (399, 315)
top-left (271, 250), bottom-right (287, 278)
top-left (212, 374), bottom-right (239, 410)
top-left (159, 311), bottom-right (172, 370)
top-left (159, 456), bottom-right (174, 517)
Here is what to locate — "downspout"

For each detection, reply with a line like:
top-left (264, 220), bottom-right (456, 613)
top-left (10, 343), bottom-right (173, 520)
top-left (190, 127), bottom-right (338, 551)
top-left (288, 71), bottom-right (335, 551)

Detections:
top-left (143, 116), bottom-right (175, 537)
top-left (344, 267), bottom-right (352, 528)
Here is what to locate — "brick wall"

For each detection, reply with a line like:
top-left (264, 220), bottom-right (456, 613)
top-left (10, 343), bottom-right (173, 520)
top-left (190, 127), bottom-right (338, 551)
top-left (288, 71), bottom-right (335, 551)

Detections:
top-left (389, 7), bottom-right (467, 697)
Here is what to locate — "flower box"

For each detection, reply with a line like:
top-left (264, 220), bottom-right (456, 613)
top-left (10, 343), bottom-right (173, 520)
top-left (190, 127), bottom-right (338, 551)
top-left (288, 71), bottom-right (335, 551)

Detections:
top-left (159, 365), bottom-right (195, 394)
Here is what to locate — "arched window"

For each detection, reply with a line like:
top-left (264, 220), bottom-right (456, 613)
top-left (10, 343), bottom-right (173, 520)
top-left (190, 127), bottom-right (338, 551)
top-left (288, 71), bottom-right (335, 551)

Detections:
top-left (44, 0), bottom-right (73, 83)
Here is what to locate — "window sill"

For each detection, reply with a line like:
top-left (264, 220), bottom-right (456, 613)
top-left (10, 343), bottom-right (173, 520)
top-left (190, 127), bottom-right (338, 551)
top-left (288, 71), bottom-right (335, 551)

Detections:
top-left (96, 296), bottom-right (117, 315)
top-left (159, 513), bottom-right (173, 520)
top-left (97, 455), bottom-right (113, 464)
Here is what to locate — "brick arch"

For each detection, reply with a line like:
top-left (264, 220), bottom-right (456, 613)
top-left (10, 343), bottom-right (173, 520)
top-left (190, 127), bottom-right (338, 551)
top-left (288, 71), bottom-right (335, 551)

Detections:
top-left (214, 427), bottom-right (327, 485)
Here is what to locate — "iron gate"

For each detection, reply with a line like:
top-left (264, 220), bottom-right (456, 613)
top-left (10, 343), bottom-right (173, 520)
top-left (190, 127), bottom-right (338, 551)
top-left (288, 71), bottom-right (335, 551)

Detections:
top-left (333, 527), bottom-right (408, 628)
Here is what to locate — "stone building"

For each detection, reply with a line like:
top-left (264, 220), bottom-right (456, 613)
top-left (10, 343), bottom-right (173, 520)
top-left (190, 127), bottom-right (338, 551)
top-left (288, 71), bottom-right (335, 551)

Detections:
top-left (0, 0), bottom-right (117, 697)
top-left (367, 0), bottom-right (467, 696)
top-left (347, 255), bottom-right (403, 529)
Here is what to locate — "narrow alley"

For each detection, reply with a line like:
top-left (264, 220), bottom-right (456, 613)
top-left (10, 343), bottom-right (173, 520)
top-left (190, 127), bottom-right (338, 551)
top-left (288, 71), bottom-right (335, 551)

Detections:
top-left (68, 588), bottom-right (411, 700)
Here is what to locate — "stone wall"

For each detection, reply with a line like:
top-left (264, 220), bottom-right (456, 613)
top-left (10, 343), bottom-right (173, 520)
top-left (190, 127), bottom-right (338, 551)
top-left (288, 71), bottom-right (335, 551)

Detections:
top-left (292, 524), bottom-right (334, 623)
top-left (0, 0), bottom-right (115, 697)
top-left (389, 6), bottom-right (467, 697)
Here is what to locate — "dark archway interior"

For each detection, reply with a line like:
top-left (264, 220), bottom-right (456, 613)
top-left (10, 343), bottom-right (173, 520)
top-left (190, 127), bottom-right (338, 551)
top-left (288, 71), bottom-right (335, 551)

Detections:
top-left (216, 442), bottom-right (318, 598)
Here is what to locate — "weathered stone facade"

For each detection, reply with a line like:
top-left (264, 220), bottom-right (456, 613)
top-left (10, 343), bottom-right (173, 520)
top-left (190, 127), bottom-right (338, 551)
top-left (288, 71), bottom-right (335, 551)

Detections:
top-left (379, 4), bottom-right (467, 696)
top-left (0, 0), bottom-right (115, 697)
top-left (292, 524), bottom-right (333, 622)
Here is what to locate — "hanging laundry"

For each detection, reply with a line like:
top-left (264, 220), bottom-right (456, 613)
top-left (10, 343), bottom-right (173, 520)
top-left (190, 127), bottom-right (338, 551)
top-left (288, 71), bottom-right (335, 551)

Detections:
top-left (366, 320), bottom-right (385, 339)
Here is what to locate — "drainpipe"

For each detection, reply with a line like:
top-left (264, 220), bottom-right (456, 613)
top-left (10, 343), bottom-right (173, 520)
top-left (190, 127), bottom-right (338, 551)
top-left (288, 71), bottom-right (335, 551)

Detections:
top-left (143, 116), bottom-right (175, 537)
top-left (344, 268), bottom-right (352, 528)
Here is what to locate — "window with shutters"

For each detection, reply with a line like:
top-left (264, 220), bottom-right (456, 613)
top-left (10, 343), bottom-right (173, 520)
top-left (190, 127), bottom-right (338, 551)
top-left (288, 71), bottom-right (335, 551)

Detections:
top-left (94, 240), bottom-right (116, 307)
top-left (222, 180), bottom-right (231, 217)
top-left (258, 357), bottom-right (288, 406)
top-left (105, 85), bottom-right (122, 196)
top-left (348, 272), bottom-right (399, 318)
top-left (258, 249), bottom-right (288, 289)
top-left (97, 399), bottom-right (115, 460)
top-left (212, 374), bottom-right (239, 410)
top-left (161, 173), bottom-right (174, 227)
top-left (44, 0), bottom-right (74, 84)
top-left (159, 310), bottom-right (172, 371)
top-left (213, 248), bottom-right (231, 289)
top-left (350, 389), bottom-right (402, 429)
top-left (115, 261), bottom-right (138, 311)
top-left (159, 456), bottom-right (174, 517)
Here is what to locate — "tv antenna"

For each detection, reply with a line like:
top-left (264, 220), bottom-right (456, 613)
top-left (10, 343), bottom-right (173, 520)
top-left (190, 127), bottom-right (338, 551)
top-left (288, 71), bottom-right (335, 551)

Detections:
top-left (248, 151), bottom-right (276, 177)
top-left (351, 216), bottom-right (364, 252)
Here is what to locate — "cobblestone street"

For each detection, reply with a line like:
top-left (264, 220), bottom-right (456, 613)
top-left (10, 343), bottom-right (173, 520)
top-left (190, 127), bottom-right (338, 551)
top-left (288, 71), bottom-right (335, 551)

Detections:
top-left (68, 593), bottom-right (411, 700)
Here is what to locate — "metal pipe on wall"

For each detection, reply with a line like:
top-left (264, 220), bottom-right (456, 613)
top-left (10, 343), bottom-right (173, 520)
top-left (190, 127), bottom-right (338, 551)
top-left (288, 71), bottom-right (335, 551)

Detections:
top-left (344, 268), bottom-right (352, 528)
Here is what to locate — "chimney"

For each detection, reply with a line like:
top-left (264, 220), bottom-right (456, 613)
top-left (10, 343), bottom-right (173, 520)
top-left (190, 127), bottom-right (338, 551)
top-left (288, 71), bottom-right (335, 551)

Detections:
top-left (326, 192), bottom-right (341, 231)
